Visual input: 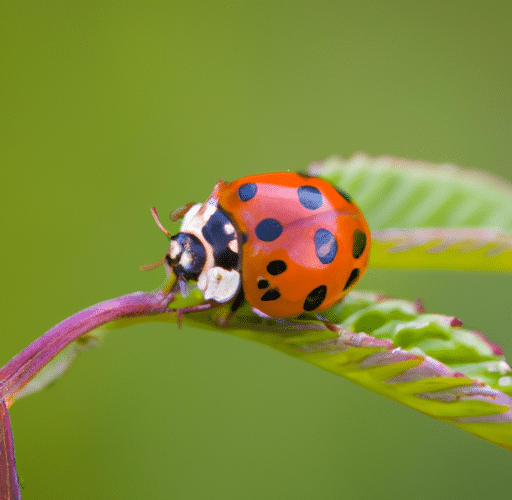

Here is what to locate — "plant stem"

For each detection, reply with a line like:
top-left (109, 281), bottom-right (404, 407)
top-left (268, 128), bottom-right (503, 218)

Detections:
top-left (0, 292), bottom-right (173, 403)
top-left (0, 400), bottom-right (20, 500)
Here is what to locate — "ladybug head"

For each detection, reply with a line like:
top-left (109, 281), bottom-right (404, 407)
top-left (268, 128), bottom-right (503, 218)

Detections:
top-left (166, 232), bottom-right (206, 281)
top-left (141, 206), bottom-right (209, 283)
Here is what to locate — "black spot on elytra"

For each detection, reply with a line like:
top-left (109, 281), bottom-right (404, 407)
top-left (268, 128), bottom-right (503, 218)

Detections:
top-left (267, 260), bottom-right (287, 275)
top-left (314, 229), bottom-right (338, 264)
top-left (257, 279), bottom-right (269, 289)
top-left (238, 183), bottom-right (257, 202)
top-left (297, 185), bottom-right (323, 210)
top-left (255, 218), bottom-right (283, 242)
top-left (352, 230), bottom-right (367, 259)
top-left (336, 188), bottom-right (352, 203)
top-left (343, 268), bottom-right (359, 290)
top-left (201, 209), bottom-right (239, 270)
top-left (303, 285), bottom-right (327, 311)
top-left (261, 289), bottom-right (281, 301)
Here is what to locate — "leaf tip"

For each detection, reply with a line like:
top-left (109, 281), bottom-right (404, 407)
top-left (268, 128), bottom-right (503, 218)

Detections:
top-left (471, 329), bottom-right (504, 356)
top-left (413, 298), bottom-right (425, 314)
top-left (450, 317), bottom-right (464, 327)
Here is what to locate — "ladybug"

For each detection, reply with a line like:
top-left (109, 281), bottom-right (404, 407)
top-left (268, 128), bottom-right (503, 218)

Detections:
top-left (147, 172), bottom-right (371, 325)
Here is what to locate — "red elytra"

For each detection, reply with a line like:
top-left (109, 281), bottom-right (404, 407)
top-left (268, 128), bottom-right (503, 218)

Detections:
top-left (216, 172), bottom-right (371, 318)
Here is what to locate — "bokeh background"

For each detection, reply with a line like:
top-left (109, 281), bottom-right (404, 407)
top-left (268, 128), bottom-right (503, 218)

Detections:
top-left (1, 2), bottom-right (511, 498)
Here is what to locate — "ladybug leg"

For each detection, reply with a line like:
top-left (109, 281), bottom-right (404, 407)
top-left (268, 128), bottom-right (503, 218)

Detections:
top-left (170, 203), bottom-right (195, 222)
top-left (265, 314), bottom-right (337, 332)
top-left (250, 308), bottom-right (333, 332)
top-left (170, 298), bottom-right (234, 329)
top-left (315, 314), bottom-right (339, 332)
top-left (215, 302), bottom-right (242, 326)
top-left (215, 309), bottom-right (234, 326)
top-left (267, 316), bottom-right (330, 332)
top-left (174, 302), bottom-right (214, 329)
top-left (217, 289), bottom-right (246, 326)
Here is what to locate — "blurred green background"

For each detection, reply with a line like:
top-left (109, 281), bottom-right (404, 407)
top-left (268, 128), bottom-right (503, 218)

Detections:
top-left (1, 1), bottom-right (511, 498)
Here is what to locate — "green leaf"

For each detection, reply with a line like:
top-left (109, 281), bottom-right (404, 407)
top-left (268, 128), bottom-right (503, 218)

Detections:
top-left (308, 154), bottom-right (512, 271)
top-left (163, 290), bottom-right (512, 450)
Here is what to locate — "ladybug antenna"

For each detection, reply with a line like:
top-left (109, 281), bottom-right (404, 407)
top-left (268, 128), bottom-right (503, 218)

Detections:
top-left (140, 255), bottom-right (166, 271)
top-left (140, 207), bottom-right (172, 271)
top-left (150, 207), bottom-right (172, 237)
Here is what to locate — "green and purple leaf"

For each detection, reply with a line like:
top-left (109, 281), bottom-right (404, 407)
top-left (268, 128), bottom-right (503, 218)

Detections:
top-left (175, 290), bottom-right (512, 450)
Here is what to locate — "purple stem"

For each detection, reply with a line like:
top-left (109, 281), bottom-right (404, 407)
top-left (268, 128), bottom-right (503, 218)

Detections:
top-left (0, 292), bottom-right (173, 402)
top-left (0, 401), bottom-right (20, 500)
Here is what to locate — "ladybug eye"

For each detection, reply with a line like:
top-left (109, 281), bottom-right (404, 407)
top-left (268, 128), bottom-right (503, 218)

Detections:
top-left (169, 239), bottom-right (182, 261)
